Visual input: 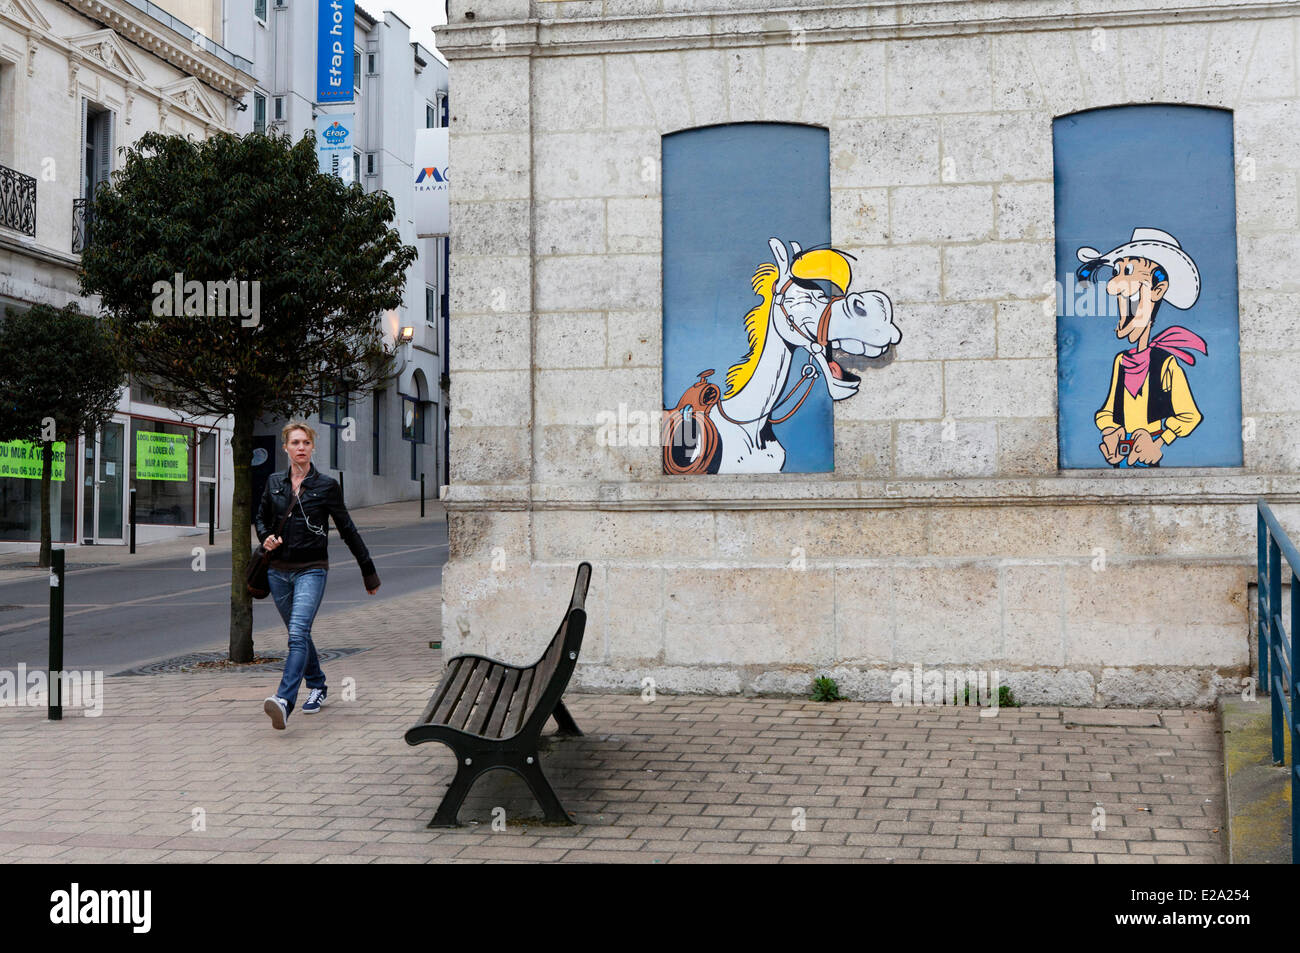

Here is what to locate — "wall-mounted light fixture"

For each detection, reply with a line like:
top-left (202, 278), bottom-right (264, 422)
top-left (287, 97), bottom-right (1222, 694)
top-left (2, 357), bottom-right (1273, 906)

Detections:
top-left (398, 326), bottom-right (415, 344)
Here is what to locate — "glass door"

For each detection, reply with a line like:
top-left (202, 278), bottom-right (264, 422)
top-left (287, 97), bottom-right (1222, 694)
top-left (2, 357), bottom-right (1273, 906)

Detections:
top-left (81, 419), bottom-right (127, 544)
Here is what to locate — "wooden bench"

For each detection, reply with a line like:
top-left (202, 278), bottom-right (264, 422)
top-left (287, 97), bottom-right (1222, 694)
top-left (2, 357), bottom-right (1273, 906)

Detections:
top-left (405, 562), bottom-right (591, 828)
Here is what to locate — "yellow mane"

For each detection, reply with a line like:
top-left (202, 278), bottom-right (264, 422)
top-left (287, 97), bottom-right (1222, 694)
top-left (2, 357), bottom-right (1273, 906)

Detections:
top-left (724, 261), bottom-right (780, 398)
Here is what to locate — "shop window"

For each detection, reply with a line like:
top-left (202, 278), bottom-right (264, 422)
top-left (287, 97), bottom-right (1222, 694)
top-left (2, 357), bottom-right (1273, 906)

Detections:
top-left (372, 388), bottom-right (385, 475)
top-left (321, 382), bottom-right (350, 471)
top-left (130, 419), bottom-right (196, 525)
top-left (402, 396), bottom-right (425, 481)
top-left (0, 439), bottom-right (76, 542)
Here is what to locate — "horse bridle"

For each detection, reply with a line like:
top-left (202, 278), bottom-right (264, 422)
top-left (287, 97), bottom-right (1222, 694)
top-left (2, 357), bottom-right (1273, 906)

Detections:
top-left (712, 276), bottom-right (845, 428)
top-left (774, 277), bottom-right (843, 355)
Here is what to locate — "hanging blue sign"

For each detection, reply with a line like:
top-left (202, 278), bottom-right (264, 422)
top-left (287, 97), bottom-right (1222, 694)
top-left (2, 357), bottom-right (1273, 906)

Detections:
top-left (316, 113), bottom-right (354, 183)
top-left (316, 0), bottom-right (354, 104)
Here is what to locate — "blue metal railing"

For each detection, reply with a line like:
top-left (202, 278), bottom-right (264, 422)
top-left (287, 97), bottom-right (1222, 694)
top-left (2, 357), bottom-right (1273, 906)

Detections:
top-left (1256, 500), bottom-right (1299, 863)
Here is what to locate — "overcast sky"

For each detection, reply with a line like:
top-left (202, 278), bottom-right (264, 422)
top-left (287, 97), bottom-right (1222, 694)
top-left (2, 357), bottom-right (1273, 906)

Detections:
top-left (368, 0), bottom-right (449, 60)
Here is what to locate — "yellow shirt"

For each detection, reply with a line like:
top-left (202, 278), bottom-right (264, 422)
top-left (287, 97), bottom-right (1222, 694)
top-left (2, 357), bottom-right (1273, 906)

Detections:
top-left (1094, 352), bottom-right (1202, 445)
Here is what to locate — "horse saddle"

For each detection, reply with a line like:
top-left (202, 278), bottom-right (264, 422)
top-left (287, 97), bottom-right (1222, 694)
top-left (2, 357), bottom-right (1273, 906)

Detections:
top-left (662, 370), bottom-right (722, 475)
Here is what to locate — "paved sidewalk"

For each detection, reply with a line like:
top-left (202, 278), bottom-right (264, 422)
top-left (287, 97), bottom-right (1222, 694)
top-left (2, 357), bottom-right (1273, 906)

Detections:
top-left (0, 580), bottom-right (1226, 863)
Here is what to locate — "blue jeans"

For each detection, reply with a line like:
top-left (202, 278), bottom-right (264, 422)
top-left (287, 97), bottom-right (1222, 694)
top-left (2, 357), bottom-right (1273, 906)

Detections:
top-left (267, 567), bottom-right (328, 713)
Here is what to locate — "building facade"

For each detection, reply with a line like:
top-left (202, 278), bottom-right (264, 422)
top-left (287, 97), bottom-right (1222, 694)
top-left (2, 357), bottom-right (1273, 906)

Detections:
top-left (438, 0), bottom-right (1300, 706)
top-left (225, 2), bottom-right (449, 507)
top-left (0, 0), bottom-right (254, 548)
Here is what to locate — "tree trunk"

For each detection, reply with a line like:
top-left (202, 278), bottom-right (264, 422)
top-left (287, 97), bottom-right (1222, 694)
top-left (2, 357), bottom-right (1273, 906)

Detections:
top-left (229, 413), bottom-right (255, 662)
top-left (38, 440), bottom-right (53, 568)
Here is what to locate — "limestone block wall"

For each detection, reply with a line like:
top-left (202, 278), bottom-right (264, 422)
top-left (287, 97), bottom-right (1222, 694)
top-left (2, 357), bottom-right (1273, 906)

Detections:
top-left (438, 0), bottom-right (1300, 706)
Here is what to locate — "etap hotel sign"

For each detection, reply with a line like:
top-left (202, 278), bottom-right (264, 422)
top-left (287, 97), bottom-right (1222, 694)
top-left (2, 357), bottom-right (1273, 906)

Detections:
top-left (316, 114), bottom-right (354, 183)
top-left (317, 0), bottom-right (354, 104)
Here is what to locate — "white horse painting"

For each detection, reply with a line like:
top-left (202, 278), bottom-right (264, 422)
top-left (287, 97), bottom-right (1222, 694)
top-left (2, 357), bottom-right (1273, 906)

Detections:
top-left (664, 237), bottom-right (902, 474)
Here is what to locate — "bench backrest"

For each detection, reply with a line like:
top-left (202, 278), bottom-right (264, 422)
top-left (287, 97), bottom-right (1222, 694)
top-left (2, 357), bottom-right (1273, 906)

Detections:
top-left (516, 562), bottom-right (591, 738)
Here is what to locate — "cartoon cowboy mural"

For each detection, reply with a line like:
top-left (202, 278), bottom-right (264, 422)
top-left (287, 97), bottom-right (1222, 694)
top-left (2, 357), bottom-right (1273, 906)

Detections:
top-left (1075, 228), bottom-right (1208, 468)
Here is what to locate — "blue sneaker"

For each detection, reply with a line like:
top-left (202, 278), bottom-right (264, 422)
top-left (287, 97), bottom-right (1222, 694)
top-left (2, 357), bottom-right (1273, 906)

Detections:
top-left (302, 687), bottom-right (328, 714)
top-left (263, 695), bottom-right (288, 730)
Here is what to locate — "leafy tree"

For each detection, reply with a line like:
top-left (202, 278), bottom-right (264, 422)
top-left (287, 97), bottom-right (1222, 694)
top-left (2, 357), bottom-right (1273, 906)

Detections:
top-left (0, 303), bottom-right (124, 567)
top-left (79, 131), bottom-right (417, 661)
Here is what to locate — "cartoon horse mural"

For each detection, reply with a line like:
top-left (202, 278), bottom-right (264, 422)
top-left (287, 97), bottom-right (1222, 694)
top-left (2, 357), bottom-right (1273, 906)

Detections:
top-left (664, 237), bottom-right (902, 474)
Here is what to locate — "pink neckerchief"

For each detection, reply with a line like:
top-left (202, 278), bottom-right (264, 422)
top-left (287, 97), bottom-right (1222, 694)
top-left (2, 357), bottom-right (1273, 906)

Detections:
top-left (1120, 326), bottom-right (1208, 398)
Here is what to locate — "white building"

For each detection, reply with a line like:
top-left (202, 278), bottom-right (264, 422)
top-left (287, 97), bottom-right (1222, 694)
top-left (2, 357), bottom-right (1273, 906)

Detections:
top-left (0, 0), bottom-right (449, 551)
top-left (0, 0), bottom-right (255, 549)
top-left (224, 2), bottom-right (449, 508)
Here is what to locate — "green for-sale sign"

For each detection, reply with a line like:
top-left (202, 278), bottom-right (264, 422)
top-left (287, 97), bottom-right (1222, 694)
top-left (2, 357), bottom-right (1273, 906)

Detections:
top-left (135, 431), bottom-right (188, 481)
top-left (0, 440), bottom-right (66, 480)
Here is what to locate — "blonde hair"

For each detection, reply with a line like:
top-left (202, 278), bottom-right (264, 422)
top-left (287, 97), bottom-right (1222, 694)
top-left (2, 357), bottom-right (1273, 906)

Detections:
top-left (724, 262), bottom-right (780, 398)
top-left (281, 420), bottom-right (317, 446)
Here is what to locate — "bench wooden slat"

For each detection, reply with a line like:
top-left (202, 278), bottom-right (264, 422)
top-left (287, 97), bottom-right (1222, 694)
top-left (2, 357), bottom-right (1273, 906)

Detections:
top-left (503, 668), bottom-right (535, 738)
top-left (484, 667), bottom-right (520, 738)
top-left (418, 657), bottom-right (465, 725)
top-left (450, 659), bottom-right (491, 731)
top-left (431, 657), bottom-right (475, 724)
top-left (466, 664), bottom-right (508, 736)
top-left (518, 614), bottom-right (571, 728)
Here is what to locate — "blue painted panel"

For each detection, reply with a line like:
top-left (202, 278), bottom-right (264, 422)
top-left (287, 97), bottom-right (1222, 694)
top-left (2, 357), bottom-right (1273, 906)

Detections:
top-left (1054, 105), bottom-right (1243, 468)
top-left (662, 123), bottom-right (832, 473)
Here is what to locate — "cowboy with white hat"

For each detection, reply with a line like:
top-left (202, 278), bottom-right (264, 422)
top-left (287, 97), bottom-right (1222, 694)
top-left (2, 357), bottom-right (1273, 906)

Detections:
top-left (1074, 227), bottom-right (1208, 468)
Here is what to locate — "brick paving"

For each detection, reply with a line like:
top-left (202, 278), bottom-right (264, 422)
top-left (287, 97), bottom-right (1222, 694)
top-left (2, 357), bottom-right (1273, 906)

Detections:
top-left (0, 571), bottom-right (1227, 863)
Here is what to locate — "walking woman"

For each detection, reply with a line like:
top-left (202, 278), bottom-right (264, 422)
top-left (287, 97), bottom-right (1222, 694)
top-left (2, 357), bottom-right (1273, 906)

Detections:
top-left (255, 420), bottom-right (380, 729)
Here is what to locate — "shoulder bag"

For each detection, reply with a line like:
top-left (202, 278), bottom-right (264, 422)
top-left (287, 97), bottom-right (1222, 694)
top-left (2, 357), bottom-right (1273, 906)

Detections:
top-left (246, 483), bottom-right (298, 599)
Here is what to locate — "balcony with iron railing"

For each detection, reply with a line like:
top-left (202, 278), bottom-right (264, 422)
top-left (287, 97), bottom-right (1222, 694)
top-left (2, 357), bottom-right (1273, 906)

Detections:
top-left (0, 163), bottom-right (37, 237)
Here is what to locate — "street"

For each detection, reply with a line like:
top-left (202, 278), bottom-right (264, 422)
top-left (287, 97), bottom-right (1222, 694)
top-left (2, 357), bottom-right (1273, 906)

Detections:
top-left (0, 504), bottom-right (446, 674)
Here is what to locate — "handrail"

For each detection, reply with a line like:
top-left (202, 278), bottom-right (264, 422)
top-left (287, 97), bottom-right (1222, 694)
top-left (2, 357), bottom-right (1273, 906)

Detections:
top-left (1256, 499), bottom-right (1299, 864)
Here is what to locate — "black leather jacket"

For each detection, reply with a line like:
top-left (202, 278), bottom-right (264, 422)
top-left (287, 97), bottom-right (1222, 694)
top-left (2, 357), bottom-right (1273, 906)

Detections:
top-left (255, 464), bottom-right (378, 585)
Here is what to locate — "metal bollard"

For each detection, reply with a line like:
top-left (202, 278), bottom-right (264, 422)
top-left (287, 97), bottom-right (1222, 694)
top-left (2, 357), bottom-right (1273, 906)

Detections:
top-left (129, 488), bottom-right (136, 554)
top-left (48, 549), bottom-right (64, 721)
top-left (208, 483), bottom-right (216, 545)
top-left (420, 472), bottom-right (425, 518)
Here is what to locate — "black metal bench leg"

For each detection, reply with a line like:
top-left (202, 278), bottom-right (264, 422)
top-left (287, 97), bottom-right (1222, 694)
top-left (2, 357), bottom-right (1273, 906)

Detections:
top-left (551, 700), bottom-right (583, 737)
top-left (518, 754), bottom-right (573, 825)
top-left (428, 753), bottom-right (480, 828)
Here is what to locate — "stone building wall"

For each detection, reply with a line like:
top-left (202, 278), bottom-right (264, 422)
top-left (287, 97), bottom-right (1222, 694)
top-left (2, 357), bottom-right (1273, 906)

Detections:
top-left (437, 0), bottom-right (1300, 705)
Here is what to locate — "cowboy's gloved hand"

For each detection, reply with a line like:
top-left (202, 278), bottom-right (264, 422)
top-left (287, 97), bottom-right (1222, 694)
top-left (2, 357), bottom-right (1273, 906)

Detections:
top-left (1127, 429), bottom-right (1164, 466)
top-left (1099, 427), bottom-right (1124, 464)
